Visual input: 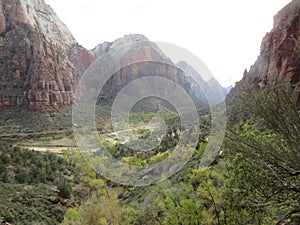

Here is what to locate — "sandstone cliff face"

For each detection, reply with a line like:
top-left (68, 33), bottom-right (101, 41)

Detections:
top-left (92, 34), bottom-right (207, 107)
top-left (0, 0), bottom-right (94, 112)
top-left (232, 0), bottom-right (300, 105)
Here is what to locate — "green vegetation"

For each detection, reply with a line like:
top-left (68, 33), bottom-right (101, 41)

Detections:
top-left (0, 104), bottom-right (112, 141)
top-left (1, 82), bottom-right (300, 224)
top-left (129, 111), bottom-right (178, 124)
top-left (0, 143), bottom-right (84, 225)
top-left (59, 81), bottom-right (300, 225)
top-left (0, 182), bottom-right (66, 225)
top-left (224, 81), bottom-right (300, 224)
top-left (0, 106), bottom-right (73, 135)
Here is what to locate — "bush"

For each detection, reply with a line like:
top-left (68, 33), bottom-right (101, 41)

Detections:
top-left (58, 179), bottom-right (72, 199)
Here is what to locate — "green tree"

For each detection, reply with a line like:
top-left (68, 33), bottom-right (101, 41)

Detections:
top-left (62, 190), bottom-right (122, 225)
top-left (14, 165), bottom-right (27, 183)
top-left (0, 164), bottom-right (9, 183)
top-left (225, 81), bottom-right (300, 224)
top-left (58, 178), bottom-right (72, 199)
top-left (61, 207), bottom-right (80, 225)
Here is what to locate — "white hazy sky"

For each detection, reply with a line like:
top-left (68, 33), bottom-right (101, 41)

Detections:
top-left (45, 0), bottom-right (291, 87)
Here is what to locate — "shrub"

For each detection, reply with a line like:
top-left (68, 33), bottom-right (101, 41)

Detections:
top-left (58, 178), bottom-right (72, 199)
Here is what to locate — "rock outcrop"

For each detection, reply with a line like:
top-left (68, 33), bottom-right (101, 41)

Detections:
top-left (231, 0), bottom-right (300, 105)
top-left (0, 0), bottom-right (94, 112)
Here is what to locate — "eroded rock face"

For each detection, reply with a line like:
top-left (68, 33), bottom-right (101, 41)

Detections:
top-left (0, 0), bottom-right (95, 112)
top-left (92, 34), bottom-right (209, 107)
top-left (233, 0), bottom-right (300, 105)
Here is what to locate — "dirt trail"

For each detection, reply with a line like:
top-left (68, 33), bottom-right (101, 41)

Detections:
top-left (0, 129), bottom-right (70, 137)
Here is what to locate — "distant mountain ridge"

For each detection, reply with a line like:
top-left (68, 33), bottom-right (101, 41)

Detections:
top-left (176, 61), bottom-right (226, 105)
top-left (0, 0), bottom-right (225, 113)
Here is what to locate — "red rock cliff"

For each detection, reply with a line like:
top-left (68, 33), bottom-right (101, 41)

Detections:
top-left (0, 0), bottom-right (94, 112)
top-left (234, 0), bottom-right (300, 105)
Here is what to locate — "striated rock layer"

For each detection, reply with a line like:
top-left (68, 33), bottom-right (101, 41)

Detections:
top-left (231, 0), bottom-right (300, 105)
top-left (0, 0), bottom-right (94, 112)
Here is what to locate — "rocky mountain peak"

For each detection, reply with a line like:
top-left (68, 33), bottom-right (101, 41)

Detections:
top-left (0, 0), bottom-right (76, 48)
top-left (93, 34), bottom-right (149, 58)
top-left (110, 34), bottom-right (149, 49)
